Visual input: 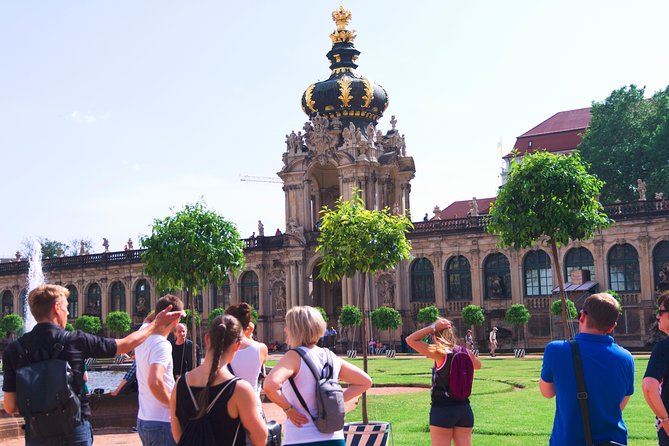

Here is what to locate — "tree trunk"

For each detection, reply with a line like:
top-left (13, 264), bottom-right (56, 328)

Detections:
top-left (550, 240), bottom-right (570, 340)
top-left (360, 271), bottom-right (369, 424)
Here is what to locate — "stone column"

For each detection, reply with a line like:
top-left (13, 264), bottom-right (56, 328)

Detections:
top-left (639, 235), bottom-right (653, 302)
top-left (297, 261), bottom-right (305, 305)
top-left (470, 243), bottom-right (482, 306)
top-left (593, 237), bottom-right (606, 286)
top-left (509, 249), bottom-right (523, 304)
top-left (303, 180), bottom-right (313, 231)
top-left (433, 253), bottom-right (446, 311)
top-left (290, 262), bottom-right (299, 308)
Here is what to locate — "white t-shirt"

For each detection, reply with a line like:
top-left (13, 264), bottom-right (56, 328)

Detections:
top-left (135, 328), bottom-right (174, 422)
top-left (281, 346), bottom-right (343, 444)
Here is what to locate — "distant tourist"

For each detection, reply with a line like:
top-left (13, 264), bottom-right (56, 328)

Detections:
top-left (489, 327), bottom-right (498, 357)
top-left (465, 329), bottom-right (474, 350)
top-left (170, 314), bottom-right (267, 446)
top-left (643, 290), bottom-right (669, 445)
top-left (540, 293), bottom-right (633, 446)
top-left (264, 306), bottom-right (372, 446)
top-left (406, 318), bottom-right (481, 445)
top-left (171, 323), bottom-right (201, 380)
top-left (135, 294), bottom-right (185, 446)
top-left (1, 284), bottom-right (183, 445)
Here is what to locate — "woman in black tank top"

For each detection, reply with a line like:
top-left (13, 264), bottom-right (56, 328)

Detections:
top-left (406, 318), bottom-right (482, 446)
top-left (169, 315), bottom-right (268, 446)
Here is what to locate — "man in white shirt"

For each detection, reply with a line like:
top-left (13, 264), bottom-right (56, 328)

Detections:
top-left (489, 327), bottom-right (498, 357)
top-left (135, 294), bottom-right (184, 446)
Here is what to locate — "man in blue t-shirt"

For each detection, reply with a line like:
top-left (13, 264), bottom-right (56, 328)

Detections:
top-left (642, 290), bottom-right (669, 445)
top-left (540, 293), bottom-right (634, 446)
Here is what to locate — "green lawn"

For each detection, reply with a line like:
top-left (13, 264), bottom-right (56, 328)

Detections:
top-left (332, 355), bottom-right (657, 446)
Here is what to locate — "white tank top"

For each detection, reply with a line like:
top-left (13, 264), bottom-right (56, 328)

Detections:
top-left (281, 346), bottom-right (344, 444)
top-left (230, 341), bottom-right (262, 394)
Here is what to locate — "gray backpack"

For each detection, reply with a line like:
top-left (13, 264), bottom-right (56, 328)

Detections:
top-left (288, 347), bottom-right (345, 433)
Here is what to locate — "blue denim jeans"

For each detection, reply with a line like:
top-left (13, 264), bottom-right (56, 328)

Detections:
top-left (137, 418), bottom-right (176, 446)
top-left (26, 418), bottom-right (93, 446)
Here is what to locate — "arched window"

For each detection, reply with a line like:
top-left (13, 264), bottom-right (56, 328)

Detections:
top-left (653, 241), bottom-right (669, 292)
top-left (86, 283), bottom-right (102, 316)
top-left (240, 271), bottom-right (259, 310)
top-left (608, 244), bottom-right (641, 292)
top-left (524, 250), bottom-right (552, 296)
top-left (565, 247), bottom-right (595, 281)
top-left (446, 256), bottom-right (472, 300)
top-left (212, 280), bottom-right (231, 311)
top-left (2, 290), bottom-right (13, 315)
top-left (19, 288), bottom-right (27, 319)
top-left (484, 253), bottom-right (511, 299)
top-left (411, 258), bottom-right (435, 302)
top-left (109, 281), bottom-right (126, 312)
top-left (134, 279), bottom-right (150, 317)
top-left (66, 285), bottom-right (78, 318)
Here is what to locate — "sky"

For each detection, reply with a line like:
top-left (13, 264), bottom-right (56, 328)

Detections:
top-left (1, 1), bottom-right (668, 258)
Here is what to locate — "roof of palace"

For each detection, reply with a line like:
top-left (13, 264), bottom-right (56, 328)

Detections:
top-left (507, 107), bottom-right (592, 158)
top-left (433, 197), bottom-right (496, 220)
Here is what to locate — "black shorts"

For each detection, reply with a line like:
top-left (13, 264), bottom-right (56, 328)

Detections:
top-left (429, 404), bottom-right (474, 428)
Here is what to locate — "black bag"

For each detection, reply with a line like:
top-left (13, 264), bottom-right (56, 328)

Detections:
top-left (266, 419), bottom-right (282, 446)
top-left (178, 376), bottom-right (242, 446)
top-left (15, 332), bottom-right (82, 440)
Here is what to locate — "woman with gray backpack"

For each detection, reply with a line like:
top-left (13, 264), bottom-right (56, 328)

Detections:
top-left (264, 305), bottom-right (372, 446)
top-left (407, 318), bottom-right (482, 446)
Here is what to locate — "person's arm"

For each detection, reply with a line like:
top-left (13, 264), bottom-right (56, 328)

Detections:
top-left (259, 342), bottom-right (268, 367)
top-left (115, 305), bottom-right (184, 355)
top-left (2, 392), bottom-right (17, 415)
top-left (263, 350), bottom-right (309, 427)
top-left (406, 319), bottom-right (450, 362)
top-left (620, 395), bottom-right (631, 411)
top-left (643, 378), bottom-right (669, 422)
top-left (148, 363), bottom-right (171, 405)
top-left (233, 380), bottom-right (268, 446)
top-left (468, 349), bottom-right (482, 370)
top-left (169, 377), bottom-right (183, 443)
top-left (111, 378), bottom-right (128, 397)
top-left (338, 359), bottom-right (372, 402)
top-left (539, 378), bottom-right (556, 398)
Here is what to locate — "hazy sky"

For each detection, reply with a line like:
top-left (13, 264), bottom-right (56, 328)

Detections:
top-left (1, 1), bottom-right (668, 258)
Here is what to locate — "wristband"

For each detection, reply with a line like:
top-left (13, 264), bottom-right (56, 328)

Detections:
top-left (660, 417), bottom-right (669, 423)
top-left (430, 323), bottom-right (437, 332)
top-left (283, 405), bottom-right (293, 413)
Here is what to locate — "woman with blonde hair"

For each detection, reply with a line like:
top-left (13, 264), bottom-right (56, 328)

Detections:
top-left (264, 306), bottom-right (372, 446)
top-left (407, 318), bottom-right (482, 446)
top-left (169, 315), bottom-right (267, 446)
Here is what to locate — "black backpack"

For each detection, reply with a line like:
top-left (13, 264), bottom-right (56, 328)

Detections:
top-left (289, 347), bottom-right (345, 433)
top-left (178, 375), bottom-right (243, 446)
top-left (15, 331), bottom-right (82, 440)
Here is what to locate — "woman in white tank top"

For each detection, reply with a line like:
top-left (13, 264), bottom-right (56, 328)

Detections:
top-left (225, 304), bottom-right (268, 444)
top-left (264, 306), bottom-right (372, 446)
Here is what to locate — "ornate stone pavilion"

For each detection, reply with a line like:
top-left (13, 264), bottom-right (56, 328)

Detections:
top-left (2, 8), bottom-right (669, 349)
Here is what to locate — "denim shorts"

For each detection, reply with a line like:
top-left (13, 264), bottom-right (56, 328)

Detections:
top-left (26, 418), bottom-right (93, 446)
top-left (137, 418), bottom-right (177, 446)
top-left (429, 403), bottom-right (474, 428)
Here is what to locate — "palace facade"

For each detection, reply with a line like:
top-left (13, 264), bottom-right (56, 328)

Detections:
top-left (2, 8), bottom-right (668, 349)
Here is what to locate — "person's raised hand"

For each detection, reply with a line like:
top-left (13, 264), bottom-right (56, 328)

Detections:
top-left (153, 304), bottom-right (185, 329)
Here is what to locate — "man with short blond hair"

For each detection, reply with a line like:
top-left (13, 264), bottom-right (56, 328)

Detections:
top-left (540, 293), bottom-right (634, 446)
top-left (2, 284), bottom-right (183, 445)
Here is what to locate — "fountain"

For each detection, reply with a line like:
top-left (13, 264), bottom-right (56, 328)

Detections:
top-left (23, 240), bottom-right (43, 333)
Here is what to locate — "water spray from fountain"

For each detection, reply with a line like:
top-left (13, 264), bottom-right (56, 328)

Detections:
top-left (23, 239), bottom-right (44, 333)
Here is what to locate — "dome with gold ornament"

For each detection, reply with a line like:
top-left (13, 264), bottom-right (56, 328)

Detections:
top-left (301, 7), bottom-right (389, 128)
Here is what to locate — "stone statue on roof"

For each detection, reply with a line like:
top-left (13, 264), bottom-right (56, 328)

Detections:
top-left (637, 178), bottom-right (647, 201)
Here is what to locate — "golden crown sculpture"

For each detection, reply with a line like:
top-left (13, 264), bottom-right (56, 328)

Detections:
top-left (330, 6), bottom-right (356, 44)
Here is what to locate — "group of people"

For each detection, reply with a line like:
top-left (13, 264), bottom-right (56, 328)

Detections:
top-left (11, 285), bottom-right (669, 446)
top-left (319, 325), bottom-right (338, 350)
top-left (368, 338), bottom-right (385, 355)
top-left (1, 284), bottom-right (372, 446)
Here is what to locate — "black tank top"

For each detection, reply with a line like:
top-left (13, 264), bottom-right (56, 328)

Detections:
top-left (431, 351), bottom-right (468, 407)
top-left (175, 376), bottom-right (246, 446)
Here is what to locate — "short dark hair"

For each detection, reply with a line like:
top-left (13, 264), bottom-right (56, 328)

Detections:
top-left (225, 302), bottom-right (252, 330)
top-left (155, 294), bottom-right (183, 314)
top-left (657, 290), bottom-right (669, 311)
top-left (583, 293), bottom-right (619, 332)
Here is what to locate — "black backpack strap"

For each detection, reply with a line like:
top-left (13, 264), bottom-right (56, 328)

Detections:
top-left (288, 347), bottom-right (326, 421)
top-left (570, 340), bottom-right (593, 446)
top-left (52, 331), bottom-right (70, 360)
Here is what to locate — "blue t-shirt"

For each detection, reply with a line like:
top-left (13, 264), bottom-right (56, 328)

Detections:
top-left (540, 333), bottom-right (634, 446)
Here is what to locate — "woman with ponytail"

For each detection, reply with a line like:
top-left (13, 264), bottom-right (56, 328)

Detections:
top-left (170, 315), bottom-right (267, 446)
top-left (406, 318), bottom-right (482, 446)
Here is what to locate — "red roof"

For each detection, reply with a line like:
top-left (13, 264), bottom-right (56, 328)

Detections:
top-left (508, 107), bottom-right (591, 158)
top-left (435, 197), bottom-right (496, 219)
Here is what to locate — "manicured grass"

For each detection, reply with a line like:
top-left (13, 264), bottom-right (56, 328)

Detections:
top-left (335, 355), bottom-right (658, 446)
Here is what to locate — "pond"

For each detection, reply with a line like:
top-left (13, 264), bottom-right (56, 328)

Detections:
top-left (0, 370), bottom-right (125, 398)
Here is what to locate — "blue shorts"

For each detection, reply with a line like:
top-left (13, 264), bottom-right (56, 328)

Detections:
top-left (137, 419), bottom-right (177, 446)
top-left (430, 404), bottom-right (474, 428)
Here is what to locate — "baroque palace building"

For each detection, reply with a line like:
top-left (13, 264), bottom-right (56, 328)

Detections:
top-left (2, 8), bottom-right (669, 349)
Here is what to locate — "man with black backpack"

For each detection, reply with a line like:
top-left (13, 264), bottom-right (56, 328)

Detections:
top-left (2, 284), bottom-right (184, 445)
